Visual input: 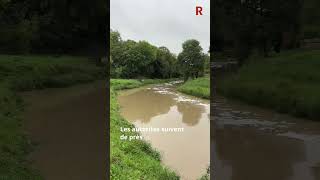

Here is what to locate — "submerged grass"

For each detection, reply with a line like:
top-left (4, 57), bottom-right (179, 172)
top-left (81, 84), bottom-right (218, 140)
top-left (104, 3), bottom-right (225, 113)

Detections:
top-left (217, 50), bottom-right (320, 120)
top-left (110, 79), bottom-right (179, 180)
top-left (0, 55), bottom-right (106, 179)
top-left (177, 77), bottom-right (210, 99)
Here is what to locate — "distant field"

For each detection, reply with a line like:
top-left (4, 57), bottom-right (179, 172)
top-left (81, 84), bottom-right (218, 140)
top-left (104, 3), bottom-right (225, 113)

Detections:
top-left (218, 50), bottom-right (320, 120)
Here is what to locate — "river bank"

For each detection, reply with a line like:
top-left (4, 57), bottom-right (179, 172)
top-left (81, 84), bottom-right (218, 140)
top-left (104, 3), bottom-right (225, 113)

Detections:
top-left (111, 79), bottom-right (210, 179)
top-left (0, 55), bottom-right (105, 179)
top-left (217, 50), bottom-right (320, 120)
top-left (177, 76), bottom-right (210, 99)
top-left (110, 79), bottom-right (180, 179)
top-left (213, 95), bottom-right (320, 180)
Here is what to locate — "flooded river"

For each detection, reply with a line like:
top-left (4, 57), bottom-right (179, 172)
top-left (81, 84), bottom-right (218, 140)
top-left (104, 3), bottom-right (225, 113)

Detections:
top-left (118, 82), bottom-right (210, 180)
top-left (23, 81), bottom-right (107, 180)
top-left (213, 96), bottom-right (320, 180)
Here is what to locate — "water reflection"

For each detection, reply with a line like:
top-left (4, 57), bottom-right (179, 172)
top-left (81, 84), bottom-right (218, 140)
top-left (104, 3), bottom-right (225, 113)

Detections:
top-left (177, 101), bottom-right (205, 126)
top-left (213, 126), bottom-right (305, 180)
top-left (213, 96), bottom-right (320, 180)
top-left (119, 86), bottom-right (206, 126)
top-left (118, 89), bottom-right (175, 123)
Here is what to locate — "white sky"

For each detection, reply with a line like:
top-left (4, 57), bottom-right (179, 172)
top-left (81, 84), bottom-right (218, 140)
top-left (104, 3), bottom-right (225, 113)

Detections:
top-left (111, 0), bottom-right (210, 55)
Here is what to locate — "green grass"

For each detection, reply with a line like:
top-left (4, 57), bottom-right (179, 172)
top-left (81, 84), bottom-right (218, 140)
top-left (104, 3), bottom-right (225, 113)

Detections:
top-left (0, 55), bottom-right (106, 91)
top-left (177, 77), bottom-right (210, 99)
top-left (0, 55), bottom-right (106, 179)
top-left (111, 78), bottom-right (175, 90)
top-left (110, 79), bottom-right (179, 180)
top-left (218, 50), bottom-right (320, 120)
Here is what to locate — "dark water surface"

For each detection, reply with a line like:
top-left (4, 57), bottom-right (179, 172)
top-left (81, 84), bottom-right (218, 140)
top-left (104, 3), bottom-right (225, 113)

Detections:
top-left (23, 81), bottom-right (107, 180)
top-left (213, 96), bottom-right (320, 180)
top-left (118, 82), bottom-right (210, 180)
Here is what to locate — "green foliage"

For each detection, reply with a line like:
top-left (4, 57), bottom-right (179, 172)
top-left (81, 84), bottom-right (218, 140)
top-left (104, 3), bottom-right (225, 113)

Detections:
top-left (302, 0), bottom-right (320, 38)
top-left (204, 54), bottom-right (210, 74)
top-left (123, 41), bottom-right (157, 78)
top-left (0, 19), bottom-right (38, 53)
top-left (217, 50), bottom-right (320, 120)
top-left (0, 55), bottom-right (106, 91)
top-left (110, 79), bottom-right (179, 179)
top-left (0, 55), bottom-right (105, 179)
top-left (110, 30), bottom-right (181, 79)
top-left (303, 25), bottom-right (320, 39)
top-left (0, 0), bottom-right (107, 54)
top-left (214, 0), bottom-right (304, 62)
top-left (110, 30), bottom-right (208, 80)
top-left (178, 39), bottom-right (206, 81)
top-left (110, 79), bottom-right (172, 91)
top-left (111, 79), bottom-right (143, 90)
top-left (177, 77), bottom-right (210, 99)
top-left (0, 84), bottom-right (43, 180)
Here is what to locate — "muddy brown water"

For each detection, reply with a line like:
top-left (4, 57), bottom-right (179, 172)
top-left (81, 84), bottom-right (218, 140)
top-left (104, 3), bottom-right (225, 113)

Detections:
top-left (118, 82), bottom-right (210, 180)
top-left (213, 96), bottom-right (320, 180)
top-left (22, 81), bottom-right (107, 180)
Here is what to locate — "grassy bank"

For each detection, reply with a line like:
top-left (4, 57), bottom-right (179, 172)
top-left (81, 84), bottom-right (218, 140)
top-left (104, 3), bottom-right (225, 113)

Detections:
top-left (177, 77), bottom-right (210, 99)
top-left (217, 50), bottom-right (320, 120)
top-left (110, 79), bottom-right (179, 179)
top-left (111, 79), bottom-right (171, 91)
top-left (0, 55), bottom-right (105, 179)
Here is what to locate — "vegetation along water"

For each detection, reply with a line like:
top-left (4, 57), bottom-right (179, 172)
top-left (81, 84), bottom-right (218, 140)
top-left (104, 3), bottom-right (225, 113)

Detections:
top-left (110, 79), bottom-right (180, 179)
top-left (217, 50), bottom-right (320, 120)
top-left (0, 55), bottom-right (105, 179)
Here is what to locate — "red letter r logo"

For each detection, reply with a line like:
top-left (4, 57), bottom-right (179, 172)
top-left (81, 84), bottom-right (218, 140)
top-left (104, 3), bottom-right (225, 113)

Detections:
top-left (196, 6), bottom-right (203, 16)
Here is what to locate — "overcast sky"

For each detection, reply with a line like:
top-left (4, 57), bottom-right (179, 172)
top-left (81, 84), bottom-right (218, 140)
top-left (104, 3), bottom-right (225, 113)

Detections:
top-left (111, 0), bottom-right (210, 55)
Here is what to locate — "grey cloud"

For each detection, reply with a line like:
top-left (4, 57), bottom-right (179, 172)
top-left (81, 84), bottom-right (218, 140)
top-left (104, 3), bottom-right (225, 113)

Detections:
top-left (111, 0), bottom-right (210, 54)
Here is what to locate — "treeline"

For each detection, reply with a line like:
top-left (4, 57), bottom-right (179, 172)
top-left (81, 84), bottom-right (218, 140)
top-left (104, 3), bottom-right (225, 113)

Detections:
top-left (110, 30), bottom-right (209, 80)
top-left (302, 0), bottom-right (320, 38)
top-left (213, 0), bottom-right (319, 64)
top-left (0, 0), bottom-right (107, 56)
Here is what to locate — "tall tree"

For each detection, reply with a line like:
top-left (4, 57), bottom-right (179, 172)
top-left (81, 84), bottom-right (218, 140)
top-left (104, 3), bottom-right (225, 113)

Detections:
top-left (178, 39), bottom-right (205, 81)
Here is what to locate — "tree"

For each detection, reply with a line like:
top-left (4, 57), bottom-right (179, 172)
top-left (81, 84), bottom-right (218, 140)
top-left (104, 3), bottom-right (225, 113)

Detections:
top-left (204, 53), bottom-right (210, 75)
top-left (120, 40), bottom-right (157, 78)
top-left (110, 29), bottom-right (180, 79)
top-left (110, 29), bottom-right (124, 77)
top-left (151, 46), bottom-right (177, 78)
top-left (178, 39), bottom-right (205, 81)
top-left (213, 0), bottom-right (303, 64)
top-left (0, 0), bottom-right (108, 56)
